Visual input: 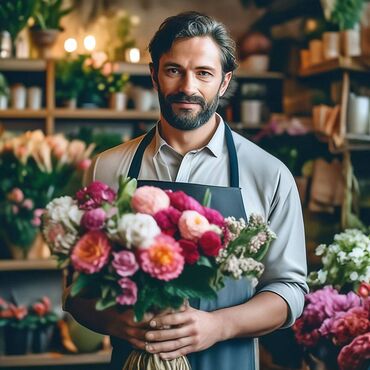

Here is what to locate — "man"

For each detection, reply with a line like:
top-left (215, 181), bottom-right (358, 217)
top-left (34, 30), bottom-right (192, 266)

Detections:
top-left (64, 11), bottom-right (308, 370)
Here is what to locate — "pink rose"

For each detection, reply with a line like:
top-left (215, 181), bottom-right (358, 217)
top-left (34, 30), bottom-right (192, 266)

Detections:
top-left (76, 181), bottom-right (116, 210)
top-left (81, 208), bottom-right (106, 230)
top-left (202, 207), bottom-right (225, 227)
top-left (179, 239), bottom-right (200, 264)
top-left (112, 250), bottom-right (139, 277)
top-left (338, 332), bottom-right (370, 370)
top-left (22, 199), bottom-right (34, 210)
top-left (77, 159), bottom-right (92, 171)
top-left (154, 207), bottom-right (181, 236)
top-left (116, 277), bottom-right (138, 306)
top-left (199, 231), bottom-right (222, 257)
top-left (131, 186), bottom-right (170, 215)
top-left (139, 234), bottom-right (184, 281)
top-left (178, 210), bottom-right (210, 241)
top-left (166, 191), bottom-right (205, 214)
top-left (71, 231), bottom-right (112, 274)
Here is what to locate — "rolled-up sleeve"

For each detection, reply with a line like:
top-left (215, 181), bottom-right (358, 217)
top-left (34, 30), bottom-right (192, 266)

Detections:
top-left (256, 175), bottom-right (308, 328)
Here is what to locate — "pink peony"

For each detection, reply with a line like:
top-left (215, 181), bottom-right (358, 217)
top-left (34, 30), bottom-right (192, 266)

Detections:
top-left (131, 186), bottom-right (170, 215)
top-left (22, 199), bottom-right (34, 210)
top-left (154, 207), bottom-right (181, 236)
top-left (139, 234), bottom-right (184, 281)
top-left (112, 250), bottom-right (139, 277)
top-left (71, 230), bottom-right (112, 274)
top-left (358, 282), bottom-right (370, 298)
top-left (166, 191), bottom-right (205, 214)
top-left (178, 210), bottom-right (210, 241)
top-left (7, 188), bottom-right (24, 203)
top-left (338, 332), bottom-right (370, 370)
top-left (199, 231), bottom-right (223, 257)
top-left (202, 207), bottom-right (225, 227)
top-left (116, 277), bottom-right (138, 306)
top-left (81, 208), bottom-right (106, 230)
top-left (76, 181), bottom-right (116, 210)
top-left (77, 158), bottom-right (92, 171)
top-left (179, 239), bottom-right (200, 264)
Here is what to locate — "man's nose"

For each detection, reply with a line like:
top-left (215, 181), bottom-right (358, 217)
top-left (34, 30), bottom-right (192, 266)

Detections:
top-left (178, 72), bottom-right (198, 95)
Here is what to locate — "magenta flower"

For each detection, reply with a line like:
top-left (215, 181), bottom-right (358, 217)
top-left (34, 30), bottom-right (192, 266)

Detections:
top-left (112, 250), bottom-right (139, 277)
top-left (7, 188), bottom-right (24, 203)
top-left (116, 277), bottom-right (138, 306)
top-left (338, 332), bottom-right (370, 370)
top-left (202, 207), bottom-right (225, 227)
top-left (81, 208), bottom-right (106, 230)
top-left (76, 181), bottom-right (116, 210)
top-left (131, 186), bottom-right (170, 215)
top-left (71, 230), bottom-right (112, 274)
top-left (154, 207), bottom-right (181, 236)
top-left (139, 234), bottom-right (184, 281)
top-left (166, 191), bottom-right (205, 214)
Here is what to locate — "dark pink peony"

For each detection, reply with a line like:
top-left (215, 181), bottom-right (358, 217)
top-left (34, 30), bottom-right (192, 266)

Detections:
top-left (81, 208), bottom-right (106, 230)
top-left (154, 207), bottom-right (181, 236)
top-left (76, 181), bottom-right (116, 210)
top-left (338, 332), bottom-right (370, 370)
top-left (199, 231), bottom-right (222, 257)
top-left (116, 277), bottom-right (138, 306)
top-left (178, 239), bottom-right (200, 264)
top-left (166, 191), bottom-right (205, 214)
top-left (202, 207), bottom-right (225, 227)
top-left (112, 250), bottom-right (139, 277)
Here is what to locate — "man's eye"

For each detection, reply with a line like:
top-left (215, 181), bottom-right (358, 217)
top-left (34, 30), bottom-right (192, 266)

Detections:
top-left (198, 71), bottom-right (212, 77)
top-left (167, 68), bottom-right (180, 75)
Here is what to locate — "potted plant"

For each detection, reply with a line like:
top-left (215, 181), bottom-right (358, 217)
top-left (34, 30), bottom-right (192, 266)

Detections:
top-left (30, 0), bottom-right (74, 58)
top-left (106, 72), bottom-right (130, 111)
top-left (0, 0), bottom-right (37, 57)
top-left (0, 73), bottom-right (9, 109)
top-left (328, 0), bottom-right (365, 56)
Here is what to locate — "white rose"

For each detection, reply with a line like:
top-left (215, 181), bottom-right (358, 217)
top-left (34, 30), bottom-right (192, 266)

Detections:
top-left (46, 196), bottom-right (79, 230)
top-left (116, 213), bottom-right (161, 249)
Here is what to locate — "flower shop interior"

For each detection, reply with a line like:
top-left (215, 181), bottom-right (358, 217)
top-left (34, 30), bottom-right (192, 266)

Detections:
top-left (0, 0), bottom-right (370, 369)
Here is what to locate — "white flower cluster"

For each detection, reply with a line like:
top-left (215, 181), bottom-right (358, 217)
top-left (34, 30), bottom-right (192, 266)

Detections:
top-left (308, 228), bottom-right (370, 288)
top-left (225, 216), bottom-right (246, 240)
top-left (46, 196), bottom-right (83, 230)
top-left (222, 255), bottom-right (264, 281)
top-left (107, 213), bottom-right (160, 249)
top-left (249, 232), bottom-right (267, 253)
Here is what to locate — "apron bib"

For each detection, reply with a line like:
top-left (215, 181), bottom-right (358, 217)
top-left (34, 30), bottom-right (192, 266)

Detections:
top-left (110, 124), bottom-right (257, 370)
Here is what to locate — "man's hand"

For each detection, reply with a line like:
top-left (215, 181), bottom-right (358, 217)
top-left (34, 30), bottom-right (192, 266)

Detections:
top-left (144, 305), bottom-right (222, 360)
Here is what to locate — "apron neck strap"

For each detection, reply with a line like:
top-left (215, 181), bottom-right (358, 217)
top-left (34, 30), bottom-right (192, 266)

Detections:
top-left (127, 122), bottom-right (239, 187)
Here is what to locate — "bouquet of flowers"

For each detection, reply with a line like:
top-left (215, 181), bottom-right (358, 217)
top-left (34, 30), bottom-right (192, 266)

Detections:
top-left (308, 229), bottom-right (370, 291)
top-left (42, 176), bottom-right (276, 368)
top-left (293, 284), bottom-right (370, 370)
top-left (0, 130), bottom-right (94, 256)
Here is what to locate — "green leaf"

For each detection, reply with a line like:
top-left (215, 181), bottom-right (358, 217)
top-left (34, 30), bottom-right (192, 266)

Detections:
top-left (202, 188), bottom-right (212, 207)
top-left (116, 176), bottom-right (137, 213)
top-left (196, 256), bottom-right (213, 268)
top-left (96, 296), bottom-right (116, 311)
top-left (70, 274), bottom-right (94, 297)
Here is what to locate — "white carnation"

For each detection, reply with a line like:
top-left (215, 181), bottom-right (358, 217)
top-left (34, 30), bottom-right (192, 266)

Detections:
top-left (113, 213), bottom-right (160, 249)
top-left (46, 196), bottom-right (82, 231)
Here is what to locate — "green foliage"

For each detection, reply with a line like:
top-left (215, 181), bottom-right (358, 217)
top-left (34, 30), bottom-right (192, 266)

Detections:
top-left (0, 0), bottom-right (37, 40)
top-left (0, 73), bottom-right (9, 97)
top-left (116, 176), bottom-right (137, 214)
top-left (105, 73), bottom-right (129, 94)
top-left (330, 0), bottom-right (364, 30)
top-left (33, 0), bottom-right (74, 31)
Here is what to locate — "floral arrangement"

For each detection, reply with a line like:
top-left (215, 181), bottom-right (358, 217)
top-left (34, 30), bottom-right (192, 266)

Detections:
top-left (0, 130), bottom-right (94, 253)
top-left (293, 284), bottom-right (370, 370)
top-left (42, 176), bottom-right (276, 321)
top-left (308, 229), bottom-right (370, 291)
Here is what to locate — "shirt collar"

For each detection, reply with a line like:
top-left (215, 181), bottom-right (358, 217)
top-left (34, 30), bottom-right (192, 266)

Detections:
top-left (153, 113), bottom-right (225, 158)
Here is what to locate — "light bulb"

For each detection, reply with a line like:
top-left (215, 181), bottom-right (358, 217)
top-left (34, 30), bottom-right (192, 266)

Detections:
top-left (64, 38), bottom-right (77, 53)
top-left (84, 35), bottom-right (96, 51)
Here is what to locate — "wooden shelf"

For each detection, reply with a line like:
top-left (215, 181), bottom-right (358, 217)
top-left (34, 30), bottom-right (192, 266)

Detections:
top-left (53, 108), bottom-right (160, 120)
top-left (0, 259), bottom-right (58, 271)
top-left (299, 56), bottom-right (370, 77)
top-left (0, 59), bottom-right (47, 72)
top-left (234, 69), bottom-right (284, 79)
top-left (0, 350), bottom-right (111, 367)
top-left (112, 62), bottom-right (150, 76)
top-left (0, 109), bottom-right (47, 118)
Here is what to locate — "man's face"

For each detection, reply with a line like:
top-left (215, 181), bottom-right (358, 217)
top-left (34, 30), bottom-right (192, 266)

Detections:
top-left (151, 36), bottom-right (232, 131)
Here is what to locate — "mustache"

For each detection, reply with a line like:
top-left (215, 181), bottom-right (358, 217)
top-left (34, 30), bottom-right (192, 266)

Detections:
top-left (166, 93), bottom-right (206, 108)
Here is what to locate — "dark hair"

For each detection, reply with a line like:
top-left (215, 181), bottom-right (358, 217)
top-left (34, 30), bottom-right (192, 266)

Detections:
top-left (148, 11), bottom-right (238, 74)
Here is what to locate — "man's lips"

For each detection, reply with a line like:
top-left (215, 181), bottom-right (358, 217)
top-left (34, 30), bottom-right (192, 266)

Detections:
top-left (172, 101), bottom-right (200, 108)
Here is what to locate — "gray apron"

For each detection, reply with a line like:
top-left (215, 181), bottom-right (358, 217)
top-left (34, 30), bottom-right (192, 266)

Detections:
top-left (110, 124), bottom-right (257, 370)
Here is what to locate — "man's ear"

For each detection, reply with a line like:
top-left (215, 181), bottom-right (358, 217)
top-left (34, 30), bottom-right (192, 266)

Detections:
top-left (219, 72), bottom-right (233, 97)
top-left (149, 63), bottom-right (158, 90)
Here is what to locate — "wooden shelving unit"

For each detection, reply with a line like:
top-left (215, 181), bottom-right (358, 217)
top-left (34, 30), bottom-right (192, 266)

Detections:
top-left (0, 259), bottom-right (58, 271)
top-left (0, 59), bottom-right (47, 72)
top-left (0, 109), bottom-right (47, 118)
top-left (0, 350), bottom-right (111, 367)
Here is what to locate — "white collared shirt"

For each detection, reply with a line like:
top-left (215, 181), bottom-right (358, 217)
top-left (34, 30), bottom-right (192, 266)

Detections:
top-left (87, 113), bottom-right (308, 327)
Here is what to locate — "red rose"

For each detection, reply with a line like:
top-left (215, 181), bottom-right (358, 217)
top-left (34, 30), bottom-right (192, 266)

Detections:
top-left (202, 207), bottom-right (225, 227)
top-left (199, 231), bottom-right (222, 257)
top-left (166, 191), bottom-right (204, 214)
top-left (154, 207), bottom-right (181, 236)
top-left (179, 239), bottom-right (200, 264)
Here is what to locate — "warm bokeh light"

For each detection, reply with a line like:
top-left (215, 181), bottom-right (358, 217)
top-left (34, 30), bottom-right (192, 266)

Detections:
top-left (64, 38), bottom-right (77, 53)
top-left (84, 35), bottom-right (96, 51)
top-left (126, 48), bottom-right (140, 63)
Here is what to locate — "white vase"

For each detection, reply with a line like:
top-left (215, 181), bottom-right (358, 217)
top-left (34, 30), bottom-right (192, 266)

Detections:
top-left (10, 84), bottom-right (26, 110)
top-left (0, 95), bottom-right (8, 110)
top-left (322, 32), bottom-right (340, 60)
top-left (341, 29), bottom-right (361, 57)
top-left (347, 94), bottom-right (370, 134)
top-left (240, 100), bottom-right (263, 126)
top-left (109, 92), bottom-right (127, 111)
top-left (27, 86), bottom-right (42, 110)
top-left (133, 88), bottom-right (153, 112)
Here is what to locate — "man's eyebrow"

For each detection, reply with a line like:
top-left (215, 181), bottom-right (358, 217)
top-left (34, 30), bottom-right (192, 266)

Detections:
top-left (163, 62), bottom-right (217, 72)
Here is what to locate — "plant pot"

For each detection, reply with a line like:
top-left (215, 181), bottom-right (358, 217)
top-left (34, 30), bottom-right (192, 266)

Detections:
top-left (30, 29), bottom-right (60, 59)
top-left (8, 233), bottom-right (51, 260)
top-left (322, 32), bottom-right (340, 60)
top-left (347, 94), bottom-right (370, 134)
top-left (109, 92), bottom-right (127, 111)
top-left (341, 29), bottom-right (361, 57)
top-left (132, 87), bottom-right (153, 112)
top-left (32, 325), bottom-right (54, 353)
top-left (27, 86), bottom-right (43, 110)
top-left (240, 100), bottom-right (263, 126)
top-left (10, 84), bottom-right (26, 110)
top-left (4, 326), bottom-right (32, 355)
top-left (62, 98), bottom-right (77, 109)
top-left (0, 95), bottom-right (8, 110)
top-left (0, 30), bottom-right (12, 58)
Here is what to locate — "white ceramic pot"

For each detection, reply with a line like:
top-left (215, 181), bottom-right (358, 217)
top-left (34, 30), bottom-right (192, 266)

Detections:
top-left (109, 92), bottom-right (127, 111)
top-left (240, 100), bottom-right (263, 126)
top-left (10, 84), bottom-right (26, 110)
top-left (240, 55), bottom-right (269, 72)
top-left (0, 95), bottom-right (8, 110)
top-left (322, 32), bottom-right (340, 60)
top-left (347, 94), bottom-right (370, 134)
top-left (27, 86), bottom-right (42, 110)
top-left (341, 29), bottom-right (361, 57)
top-left (133, 88), bottom-right (153, 112)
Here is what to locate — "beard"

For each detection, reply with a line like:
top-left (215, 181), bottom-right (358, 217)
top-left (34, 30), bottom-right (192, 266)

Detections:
top-left (157, 85), bottom-right (221, 131)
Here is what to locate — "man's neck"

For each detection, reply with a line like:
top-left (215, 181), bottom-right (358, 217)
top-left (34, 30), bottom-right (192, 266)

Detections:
top-left (158, 115), bottom-right (219, 156)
